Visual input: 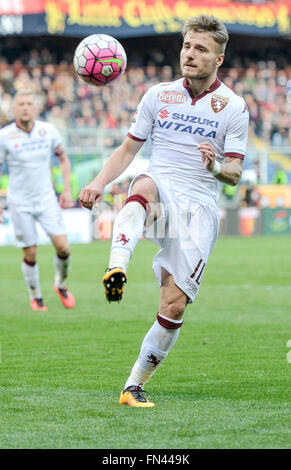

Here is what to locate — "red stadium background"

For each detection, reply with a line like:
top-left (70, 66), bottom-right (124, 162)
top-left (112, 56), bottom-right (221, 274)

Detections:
top-left (1, 0), bottom-right (291, 241)
top-left (1, 0), bottom-right (291, 36)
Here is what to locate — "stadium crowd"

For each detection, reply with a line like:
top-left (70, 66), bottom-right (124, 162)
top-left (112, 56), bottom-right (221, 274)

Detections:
top-left (0, 35), bottom-right (290, 211)
top-left (0, 36), bottom-right (291, 148)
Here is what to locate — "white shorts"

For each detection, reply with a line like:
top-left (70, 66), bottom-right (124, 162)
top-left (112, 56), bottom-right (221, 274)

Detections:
top-left (8, 197), bottom-right (67, 248)
top-left (129, 172), bottom-right (219, 303)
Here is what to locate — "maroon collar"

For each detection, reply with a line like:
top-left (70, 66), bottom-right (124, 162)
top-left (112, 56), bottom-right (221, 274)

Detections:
top-left (183, 78), bottom-right (221, 105)
top-left (16, 121), bottom-right (35, 134)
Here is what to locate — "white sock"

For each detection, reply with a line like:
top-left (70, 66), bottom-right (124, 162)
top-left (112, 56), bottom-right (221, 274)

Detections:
top-left (123, 315), bottom-right (183, 390)
top-left (54, 255), bottom-right (71, 288)
top-left (21, 260), bottom-right (42, 300)
top-left (109, 247), bottom-right (131, 273)
top-left (109, 200), bottom-right (146, 272)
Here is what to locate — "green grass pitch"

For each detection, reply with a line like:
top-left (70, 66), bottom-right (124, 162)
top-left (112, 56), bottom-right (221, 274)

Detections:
top-left (0, 236), bottom-right (291, 449)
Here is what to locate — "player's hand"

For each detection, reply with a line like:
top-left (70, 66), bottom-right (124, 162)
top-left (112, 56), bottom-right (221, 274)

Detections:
top-left (78, 181), bottom-right (104, 210)
top-left (59, 191), bottom-right (75, 209)
top-left (198, 142), bottom-right (216, 172)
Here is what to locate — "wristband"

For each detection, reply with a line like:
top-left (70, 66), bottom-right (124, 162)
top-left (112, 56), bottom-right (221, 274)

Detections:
top-left (211, 160), bottom-right (221, 176)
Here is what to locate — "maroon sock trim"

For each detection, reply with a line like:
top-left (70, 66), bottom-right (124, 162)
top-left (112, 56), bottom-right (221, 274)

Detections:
top-left (157, 313), bottom-right (183, 329)
top-left (57, 253), bottom-right (70, 260)
top-left (23, 258), bottom-right (36, 267)
top-left (125, 194), bottom-right (149, 213)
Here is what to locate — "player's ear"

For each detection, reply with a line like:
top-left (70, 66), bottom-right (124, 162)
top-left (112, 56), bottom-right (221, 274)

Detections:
top-left (216, 53), bottom-right (224, 68)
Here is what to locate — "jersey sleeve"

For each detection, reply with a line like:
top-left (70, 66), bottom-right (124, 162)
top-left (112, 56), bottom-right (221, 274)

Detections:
top-left (50, 125), bottom-right (63, 154)
top-left (127, 87), bottom-right (156, 142)
top-left (224, 100), bottom-right (249, 159)
top-left (0, 132), bottom-right (7, 166)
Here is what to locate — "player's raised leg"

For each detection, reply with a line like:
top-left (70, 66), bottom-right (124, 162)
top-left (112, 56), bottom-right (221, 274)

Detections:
top-left (103, 176), bottom-right (158, 302)
top-left (22, 245), bottom-right (47, 311)
top-left (119, 269), bottom-right (187, 407)
top-left (50, 234), bottom-right (75, 309)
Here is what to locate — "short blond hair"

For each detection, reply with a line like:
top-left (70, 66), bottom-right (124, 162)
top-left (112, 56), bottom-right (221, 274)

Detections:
top-left (182, 15), bottom-right (229, 53)
top-left (13, 89), bottom-right (36, 104)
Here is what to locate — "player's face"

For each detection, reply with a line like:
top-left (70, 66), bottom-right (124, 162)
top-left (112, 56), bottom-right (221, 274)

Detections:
top-left (13, 95), bottom-right (36, 123)
top-left (180, 32), bottom-right (224, 80)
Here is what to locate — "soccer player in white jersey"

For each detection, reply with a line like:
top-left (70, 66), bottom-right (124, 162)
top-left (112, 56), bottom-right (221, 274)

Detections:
top-left (79, 15), bottom-right (249, 407)
top-left (0, 90), bottom-right (75, 311)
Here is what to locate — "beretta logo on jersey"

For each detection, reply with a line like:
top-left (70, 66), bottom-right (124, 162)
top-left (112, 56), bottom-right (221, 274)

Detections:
top-left (211, 94), bottom-right (229, 113)
top-left (158, 91), bottom-right (187, 104)
top-left (131, 110), bottom-right (138, 123)
top-left (8, 131), bottom-right (22, 139)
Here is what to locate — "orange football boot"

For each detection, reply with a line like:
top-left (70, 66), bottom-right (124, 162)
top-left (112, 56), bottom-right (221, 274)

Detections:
top-left (119, 385), bottom-right (155, 408)
top-left (30, 298), bottom-right (48, 311)
top-left (53, 285), bottom-right (75, 309)
top-left (102, 267), bottom-right (127, 302)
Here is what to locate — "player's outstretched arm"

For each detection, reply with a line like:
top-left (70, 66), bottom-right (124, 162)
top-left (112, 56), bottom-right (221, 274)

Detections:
top-left (0, 164), bottom-right (4, 223)
top-left (198, 142), bottom-right (243, 186)
top-left (56, 149), bottom-right (75, 209)
top-left (79, 136), bottom-right (144, 210)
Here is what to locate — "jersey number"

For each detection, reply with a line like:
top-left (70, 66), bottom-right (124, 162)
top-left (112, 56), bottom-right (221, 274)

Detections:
top-left (190, 258), bottom-right (206, 285)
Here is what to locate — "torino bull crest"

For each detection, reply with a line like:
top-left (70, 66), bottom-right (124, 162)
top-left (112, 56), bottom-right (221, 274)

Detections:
top-left (73, 34), bottom-right (127, 87)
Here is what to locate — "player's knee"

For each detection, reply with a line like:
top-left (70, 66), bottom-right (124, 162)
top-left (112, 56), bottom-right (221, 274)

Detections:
top-left (56, 247), bottom-right (70, 258)
top-left (131, 177), bottom-right (158, 205)
top-left (160, 300), bottom-right (185, 321)
top-left (23, 246), bottom-right (37, 262)
top-left (54, 238), bottom-right (70, 257)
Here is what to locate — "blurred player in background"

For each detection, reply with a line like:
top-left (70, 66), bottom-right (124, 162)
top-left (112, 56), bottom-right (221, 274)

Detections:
top-left (79, 15), bottom-right (249, 407)
top-left (0, 90), bottom-right (75, 311)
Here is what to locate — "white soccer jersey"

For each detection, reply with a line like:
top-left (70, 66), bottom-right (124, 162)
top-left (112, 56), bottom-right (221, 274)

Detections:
top-left (128, 78), bottom-right (249, 207)
top-left (0, 120), bottom-right (62, 209)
